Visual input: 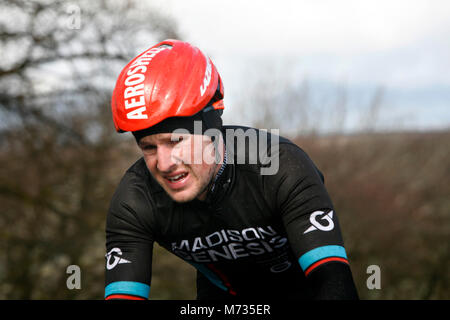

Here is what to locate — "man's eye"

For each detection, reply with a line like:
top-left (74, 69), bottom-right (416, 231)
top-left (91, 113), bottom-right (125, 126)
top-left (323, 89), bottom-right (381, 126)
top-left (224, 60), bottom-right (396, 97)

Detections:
top-left (170, 136), bottom-right (184, 144)
top-left (142, 145), bottom-right (156, 151)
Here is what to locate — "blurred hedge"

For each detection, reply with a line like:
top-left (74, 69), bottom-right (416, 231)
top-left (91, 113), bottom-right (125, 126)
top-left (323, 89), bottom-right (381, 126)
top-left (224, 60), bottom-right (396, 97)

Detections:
top-left (295, 130), bottom-right (449, 299)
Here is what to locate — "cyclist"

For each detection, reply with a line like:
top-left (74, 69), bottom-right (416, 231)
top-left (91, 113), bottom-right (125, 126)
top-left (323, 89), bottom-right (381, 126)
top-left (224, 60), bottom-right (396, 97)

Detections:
top-left (105, 39), bottom-right (358, 300)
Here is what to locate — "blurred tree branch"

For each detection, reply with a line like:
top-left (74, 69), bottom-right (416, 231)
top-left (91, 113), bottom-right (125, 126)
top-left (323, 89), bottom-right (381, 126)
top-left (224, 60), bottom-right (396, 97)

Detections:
top-left (0, 0), bottom-right (180, 299)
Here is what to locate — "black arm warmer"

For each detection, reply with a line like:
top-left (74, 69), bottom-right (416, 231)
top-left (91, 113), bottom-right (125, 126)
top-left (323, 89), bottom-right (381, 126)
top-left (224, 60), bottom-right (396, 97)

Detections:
top-left (306, 262), bottom-right (359, 300)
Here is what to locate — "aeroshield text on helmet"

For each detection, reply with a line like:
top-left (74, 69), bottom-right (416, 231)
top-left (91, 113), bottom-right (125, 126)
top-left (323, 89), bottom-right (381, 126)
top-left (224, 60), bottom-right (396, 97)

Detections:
top-left (123, 46), bottom-right (171, 120)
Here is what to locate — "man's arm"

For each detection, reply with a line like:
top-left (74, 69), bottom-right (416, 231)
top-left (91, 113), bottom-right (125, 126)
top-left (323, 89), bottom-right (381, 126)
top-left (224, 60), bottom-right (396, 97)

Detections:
top-left (266, 142), bottom-right (358, 299)
top-left (305, 262), bottom-right (358, 299)
top-left (105, 173), bottom-right (155, 300)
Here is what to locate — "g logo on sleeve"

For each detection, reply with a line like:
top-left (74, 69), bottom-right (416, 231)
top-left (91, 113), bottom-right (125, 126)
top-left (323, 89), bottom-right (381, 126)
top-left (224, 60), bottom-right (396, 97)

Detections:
top-left (105, 247), bottom-right (131, 270)
top-left (303, 210), bottom-right (335, 234)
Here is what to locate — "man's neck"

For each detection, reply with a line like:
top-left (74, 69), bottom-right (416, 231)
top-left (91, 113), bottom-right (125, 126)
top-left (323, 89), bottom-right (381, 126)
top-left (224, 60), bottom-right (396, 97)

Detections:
top-left (196, 138), bottom-right (226, 201)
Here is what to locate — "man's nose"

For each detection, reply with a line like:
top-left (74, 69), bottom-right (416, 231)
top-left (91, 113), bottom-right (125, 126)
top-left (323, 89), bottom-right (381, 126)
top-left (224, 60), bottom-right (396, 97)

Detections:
top-left (156, 145), bottom-right (179, 172)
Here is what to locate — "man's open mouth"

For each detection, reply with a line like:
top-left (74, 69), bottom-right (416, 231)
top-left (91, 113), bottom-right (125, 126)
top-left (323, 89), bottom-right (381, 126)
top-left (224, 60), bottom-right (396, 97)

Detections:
top-left (166, 172), bottom-right (188, 183)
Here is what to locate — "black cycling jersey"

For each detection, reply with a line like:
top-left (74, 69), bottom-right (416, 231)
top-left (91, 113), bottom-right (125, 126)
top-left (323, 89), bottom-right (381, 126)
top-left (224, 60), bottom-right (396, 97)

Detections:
top-left (105, 126), bottom-right (357, 300)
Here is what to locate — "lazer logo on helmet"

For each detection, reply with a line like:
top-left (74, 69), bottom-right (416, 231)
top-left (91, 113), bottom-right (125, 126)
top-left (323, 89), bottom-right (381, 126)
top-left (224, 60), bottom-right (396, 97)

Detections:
top-left (123, 46), bottom-right (170, 120)
top-left (200, 56), bottom-right (212, 96)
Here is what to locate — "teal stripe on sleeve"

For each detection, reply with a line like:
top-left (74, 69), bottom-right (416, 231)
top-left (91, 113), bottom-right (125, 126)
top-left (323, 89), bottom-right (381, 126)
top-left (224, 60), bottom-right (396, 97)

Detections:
top-left (105, 281), bottom-right (150, 299)
top-left (298, 245), bottom-right (348, 272)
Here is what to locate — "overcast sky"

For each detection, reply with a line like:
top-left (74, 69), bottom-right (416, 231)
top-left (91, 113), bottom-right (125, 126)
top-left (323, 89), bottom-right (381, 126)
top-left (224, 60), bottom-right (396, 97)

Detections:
top-left (151, 0), bottom-right (450, 131)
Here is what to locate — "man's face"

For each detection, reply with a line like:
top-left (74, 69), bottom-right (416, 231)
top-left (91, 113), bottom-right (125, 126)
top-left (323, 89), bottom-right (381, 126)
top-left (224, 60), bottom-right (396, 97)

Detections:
top-left (138, 133), bottom-right (222, 203)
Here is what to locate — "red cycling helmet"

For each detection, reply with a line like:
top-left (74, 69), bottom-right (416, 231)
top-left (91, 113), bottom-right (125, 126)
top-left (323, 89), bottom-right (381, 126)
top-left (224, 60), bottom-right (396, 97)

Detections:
top-left (111, 39), bottom-right (224, 133)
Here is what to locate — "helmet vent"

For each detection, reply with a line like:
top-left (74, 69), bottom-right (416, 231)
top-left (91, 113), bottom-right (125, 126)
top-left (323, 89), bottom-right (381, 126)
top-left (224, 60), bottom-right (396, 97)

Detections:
top-left (157, 44), bottom-right (173, 49)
